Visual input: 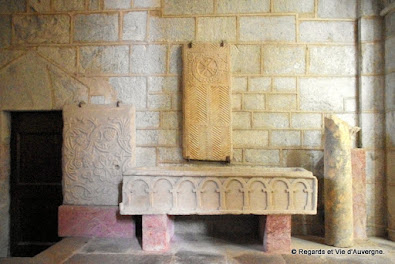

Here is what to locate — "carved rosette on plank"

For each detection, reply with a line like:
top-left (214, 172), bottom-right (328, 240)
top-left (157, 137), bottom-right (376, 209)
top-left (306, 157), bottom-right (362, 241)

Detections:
top-left (63, 104), bottom-right (136, 205)
top-left (119, 167), bottom-right (317, 215)
top-left (182, 43), bottom-right (231, 161)
top-left (324, 115), bottom-right (354, 247)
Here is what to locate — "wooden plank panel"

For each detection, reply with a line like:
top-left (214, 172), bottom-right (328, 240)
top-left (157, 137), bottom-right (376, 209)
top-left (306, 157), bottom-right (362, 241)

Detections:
top-left (183, 43), bottom-right (231, 161)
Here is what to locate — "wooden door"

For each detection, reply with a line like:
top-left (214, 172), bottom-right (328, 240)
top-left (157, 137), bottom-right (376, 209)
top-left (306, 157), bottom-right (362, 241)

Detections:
top-left (10, 112), bottom-right (63, 257)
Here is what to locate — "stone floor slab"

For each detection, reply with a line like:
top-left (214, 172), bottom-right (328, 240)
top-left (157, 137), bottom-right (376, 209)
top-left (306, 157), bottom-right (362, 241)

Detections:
top-left (81, 237), bottom-right (139, 253)
top-left (0, 258), bottom-right (36, 264)
top-left (2, 235), bottom-right (395, 264)
top-left (229, 252), bottom-right (286, 264)
top-left (33, 237), bottom-right (90, 264)
top-left (173, 251), bottom-right (227, 264)
top-left (64, 254), bottom-right (173, 264)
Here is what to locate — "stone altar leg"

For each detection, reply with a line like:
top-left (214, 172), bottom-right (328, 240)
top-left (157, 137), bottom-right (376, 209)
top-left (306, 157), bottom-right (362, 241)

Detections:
top-left (259, 215), bottom-right (291, 254)
top-left (324, 116), bottom-right (353, 247)
top-left (142, 215), bottom-right (174, 251)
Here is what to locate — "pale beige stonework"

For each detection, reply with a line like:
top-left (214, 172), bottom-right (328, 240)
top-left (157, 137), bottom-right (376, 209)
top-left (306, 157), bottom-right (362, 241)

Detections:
top-left (231, 45), bottom-right (261, 74)
top-left (0, 53), bottom-right (88, 111)
top-left (0, 0), bottom-right (390, 256)
top-left (240, 16), bottom-right (296, 42)
top-left (163, 0), bottom-right (213, 15)
top-left (120, 166), bottom-right (317, 215)
top-left (183, 43), bottom-right (231, 161)
top-left (62, 104), bottom-right (136, 205)
top-left (262, 45), bottom-right (305, 75)
top-left (216, 0), bottom-right (270, 14)
top-left (74, 13), bottom-right (119, 42)
top-left (197, 17), bottom-right (236, 42)
top-left (123, 12), bottom-right (147, 41)
top-left (13, 15), bottom-right (70, 44)
top-left (54, 0), bottom-right (85, 11)
top-left (149, 17), bottom-right (195, 42)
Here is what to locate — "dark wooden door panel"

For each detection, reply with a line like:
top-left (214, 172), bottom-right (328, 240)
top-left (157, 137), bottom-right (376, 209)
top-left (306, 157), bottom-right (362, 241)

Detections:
top-left (10, 112), bottom-right (63, 257)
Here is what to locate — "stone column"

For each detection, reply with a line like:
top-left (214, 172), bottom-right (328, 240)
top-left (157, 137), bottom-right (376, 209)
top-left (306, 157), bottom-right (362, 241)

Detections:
top-left (324, 115), bottom-right (353, 247)
top-left (142, 215), bottom-right (174, 251)
top-left (259, 215), bottom-right (291, 254)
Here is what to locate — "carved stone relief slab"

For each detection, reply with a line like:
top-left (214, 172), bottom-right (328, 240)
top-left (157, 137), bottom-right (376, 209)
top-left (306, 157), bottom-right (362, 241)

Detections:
top-left (63, 104), bottom-right (135, 205)
top-left (182, 43), bottom-right (231, 161)
top-left (120, 166), bottom-right (317, 215)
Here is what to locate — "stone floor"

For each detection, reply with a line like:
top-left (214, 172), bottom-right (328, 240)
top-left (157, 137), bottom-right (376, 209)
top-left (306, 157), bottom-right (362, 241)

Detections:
top-left (1, 234), bottom-right (394, 264)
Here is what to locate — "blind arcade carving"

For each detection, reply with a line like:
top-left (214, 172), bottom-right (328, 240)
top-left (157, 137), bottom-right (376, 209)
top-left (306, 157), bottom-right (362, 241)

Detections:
top-left (120, 167), bottom-right (317, 215)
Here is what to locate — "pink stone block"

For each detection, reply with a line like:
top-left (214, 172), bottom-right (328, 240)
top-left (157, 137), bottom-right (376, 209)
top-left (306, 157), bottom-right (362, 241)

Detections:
top-left (352, 149), bottom-right (367, 240)
top-left (260, 215), bottom-right (291, 254)
top-left (58, 205), bottom-right (135, 238)
top-left (142, 215), bottom-right (174, 251)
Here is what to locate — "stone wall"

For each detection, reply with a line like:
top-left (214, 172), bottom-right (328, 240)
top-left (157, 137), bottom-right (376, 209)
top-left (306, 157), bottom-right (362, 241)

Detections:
top-left (359, 0), bottom-right (387, 238)
top-left (0, 0), bottom-right (390, 257)
top-left (382, 1), bottom-right (395, 240)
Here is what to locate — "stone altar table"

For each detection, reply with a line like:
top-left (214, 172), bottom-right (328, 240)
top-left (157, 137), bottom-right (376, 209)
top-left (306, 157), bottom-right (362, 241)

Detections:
top-left (120, 166), bottom-right (318, 253)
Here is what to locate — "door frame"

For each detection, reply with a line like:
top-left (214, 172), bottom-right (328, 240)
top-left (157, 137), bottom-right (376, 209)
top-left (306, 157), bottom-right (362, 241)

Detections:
top-left (0, 109), bottom-right (65, 257)
top-left (9, 111), bottom-right (63, 257)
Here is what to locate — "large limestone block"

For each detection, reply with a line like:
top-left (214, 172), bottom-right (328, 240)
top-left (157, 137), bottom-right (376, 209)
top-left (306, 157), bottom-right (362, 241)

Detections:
top-left (149, 17), bottom-right (195, 42)
top-left (240, 16), bottom-right (295, 42)
top-left (0, 0), bottom-right (26, 13)
top-left (216, 0), bottom-right (270, 13)
top-left (231, 45), bottom-right (260, 74)
top-left (120, 166), bottom-right (318, 215)
top-left (37, 47), bottom-right (77, 73)
top-left (299, 21), bottom-right (355, 43)
top-left (54, 0), bottom-right (85, 11)
top-left (163, 0), bottom-right (213, 15)
top-left (324, 115), bottom-right (354, 247)
top-left (318, 0), bottom-right (357, 18)
top-left (197, 17), bottom-right (236, 42)
top-left (183, 43), bottom-right (231, 161)
top-left (0, 52), bottom-right (88, 111)
top-left (309, 46), bottom-right (356, 75)
top-left (0, 50), bottom-right (24, 69)
top-left (74, 13), bottom-right (118, 42)
top-left (0, 15), bottom-right (11, 48)
top-left (0, 53), bottom-right (50, 110)
top-left (13, 15), bottom-right (70, 44)
top-left (80, 46), bottom-right (129, 74)
top-left (28, 0), bottom-right (51, 12)
top-left (63, 104), bottom-right (136, 205)
top-left (123, 12), bottom-right (147, 41)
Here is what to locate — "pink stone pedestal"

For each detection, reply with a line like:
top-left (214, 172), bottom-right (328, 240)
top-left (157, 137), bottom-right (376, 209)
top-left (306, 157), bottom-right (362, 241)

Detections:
top-left (259, 215), bottom-right (291, 254)
top-left (58, 205), bottom-right (135, 238)
top-left (351, 149), bottom-right (367, 240)
top-left (142, 215), bottom-right (174, 251)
